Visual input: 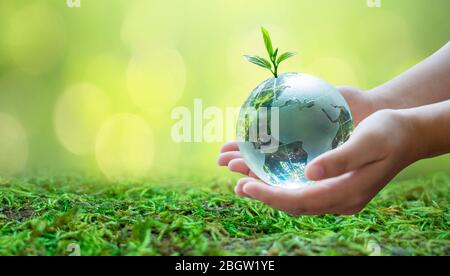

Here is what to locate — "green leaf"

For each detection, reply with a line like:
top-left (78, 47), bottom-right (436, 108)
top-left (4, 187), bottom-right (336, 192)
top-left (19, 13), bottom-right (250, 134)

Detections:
top-left (272, 48), bottom-right (279, 60)
top-left (243, 55), bottom-right (272, 70)
top-left (276, 52), bottom-right (296, 64)
top-left (261, 27), bottom-right (274, 57)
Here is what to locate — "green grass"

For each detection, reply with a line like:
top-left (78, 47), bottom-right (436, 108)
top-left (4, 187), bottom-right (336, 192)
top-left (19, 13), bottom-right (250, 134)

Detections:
top-left (0, 173), bottom-right (449, 256)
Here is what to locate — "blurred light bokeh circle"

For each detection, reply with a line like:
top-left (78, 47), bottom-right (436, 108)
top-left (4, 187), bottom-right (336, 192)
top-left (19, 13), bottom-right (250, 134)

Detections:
top-left (5, 3), bottom-right (65, 75)
top-left (127, 46), bottom-right (186, 113)
top-left (0, 114), bottom-right (28, 176)
top-left (62, 52), bottom-right (128, 99)
top-left (95, 113), bottom-right (154, 180)
top-left (54, 83), bottom-right (112, 156)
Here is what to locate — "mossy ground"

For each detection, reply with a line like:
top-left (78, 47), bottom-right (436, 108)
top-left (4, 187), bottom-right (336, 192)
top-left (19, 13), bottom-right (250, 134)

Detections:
top-left (0, 173), bottom-right (448, 256)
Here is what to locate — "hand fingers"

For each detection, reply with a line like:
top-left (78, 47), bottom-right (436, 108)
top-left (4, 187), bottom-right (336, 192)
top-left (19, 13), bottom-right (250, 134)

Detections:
top-left (240, 181), bottom-right (307, 213)
top-left (220, 142), bottom-right (356, 215)
top-left (305, 130), bottom-right (386, 181)
top-left (227, 159), bottom-right (259, 178)
top-left (228, 158), bottom-right (251, 175)
top-left (234, 177), bottom-right (256, 197)
top-left (238, 177), bottom-right (345, 216)
top-left (310, 157), bottom-right (396, 215)
top-left (220, 141), bottom-right (239, 153)
top-left (217, 151), bottom-right (241, 166)
top-left (248, 171), bottom-right (259, 179)
top-left (241, 180), bottom-right (347, 215)
top-left (218, 144), bottom-right (259, 178)
top-left (238, 159), bottom-right (389, 216)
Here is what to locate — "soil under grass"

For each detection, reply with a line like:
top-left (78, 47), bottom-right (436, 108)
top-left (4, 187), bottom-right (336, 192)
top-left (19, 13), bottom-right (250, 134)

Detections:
top-left (0, 173), bottom-right (448, 256)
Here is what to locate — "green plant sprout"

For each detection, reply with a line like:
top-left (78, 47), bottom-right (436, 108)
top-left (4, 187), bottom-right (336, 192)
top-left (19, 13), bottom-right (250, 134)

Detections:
top-left (244, 27), bottom-right (296, 78)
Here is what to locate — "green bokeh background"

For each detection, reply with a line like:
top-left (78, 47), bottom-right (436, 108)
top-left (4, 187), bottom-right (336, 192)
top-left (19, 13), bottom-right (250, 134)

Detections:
top-left (0, 0), bottom-right (449, 180)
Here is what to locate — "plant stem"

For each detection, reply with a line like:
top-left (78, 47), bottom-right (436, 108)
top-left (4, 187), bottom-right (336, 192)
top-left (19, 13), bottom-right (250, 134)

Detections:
top-left (270, 56), bottom-right (278, 78)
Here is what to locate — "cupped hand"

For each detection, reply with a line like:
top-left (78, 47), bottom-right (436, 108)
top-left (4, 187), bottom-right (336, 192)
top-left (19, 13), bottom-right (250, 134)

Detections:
top-left (217, 88), bottom-right (415, 216)
top-left (217, 86), bottom-right (377, 181)
top-left (220, 109), bottom-right (417, 215)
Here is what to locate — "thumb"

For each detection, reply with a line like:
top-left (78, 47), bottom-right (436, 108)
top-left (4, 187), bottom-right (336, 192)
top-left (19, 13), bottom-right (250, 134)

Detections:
top-left (305, 131), bottom-right (385, 180)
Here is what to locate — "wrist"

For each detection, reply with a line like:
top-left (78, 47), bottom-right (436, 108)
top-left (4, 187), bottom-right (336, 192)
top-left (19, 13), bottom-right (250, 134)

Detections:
top-left (367, 86), bottom-right (395, 111)
top-left (401, 101), bottom-right (450, 160)
top-left (396, 109), bottom-right (430, 162)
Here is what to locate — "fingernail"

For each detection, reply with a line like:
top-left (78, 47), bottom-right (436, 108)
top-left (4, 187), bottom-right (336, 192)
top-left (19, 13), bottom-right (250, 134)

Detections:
top-left (308, 164), bottom-right (325, 179)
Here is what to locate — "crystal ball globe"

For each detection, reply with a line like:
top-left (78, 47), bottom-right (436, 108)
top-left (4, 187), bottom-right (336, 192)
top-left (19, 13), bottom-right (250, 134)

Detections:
top-left (236, 72), bottom-right (354, 189)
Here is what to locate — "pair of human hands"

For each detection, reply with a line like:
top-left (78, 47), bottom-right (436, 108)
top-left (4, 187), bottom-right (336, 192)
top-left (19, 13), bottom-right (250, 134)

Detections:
top-left (218, 87), bottom-right (419, 216)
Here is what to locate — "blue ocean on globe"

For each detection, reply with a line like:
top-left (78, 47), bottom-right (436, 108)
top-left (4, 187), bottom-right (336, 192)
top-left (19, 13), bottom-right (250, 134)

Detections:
top-left (236, 72), bottom-right (354, 189)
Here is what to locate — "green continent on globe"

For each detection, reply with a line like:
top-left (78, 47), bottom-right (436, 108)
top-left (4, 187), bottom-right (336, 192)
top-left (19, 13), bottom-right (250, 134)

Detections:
top-left (240, 75), bottom-right (292, 150)
top-left (249, 77), bottom-right (290, 111)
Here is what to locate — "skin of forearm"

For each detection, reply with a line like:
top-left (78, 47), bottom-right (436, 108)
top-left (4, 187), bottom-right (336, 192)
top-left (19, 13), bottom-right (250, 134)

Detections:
top-left (369, 41), bottom-right (450, 110)
top-left (401, 100), bottom-right (450, 160)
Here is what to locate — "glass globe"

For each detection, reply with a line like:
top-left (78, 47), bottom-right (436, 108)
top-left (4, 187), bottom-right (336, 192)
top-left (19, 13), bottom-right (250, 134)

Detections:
top-left (236, 72), bottom-right (354, 189)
